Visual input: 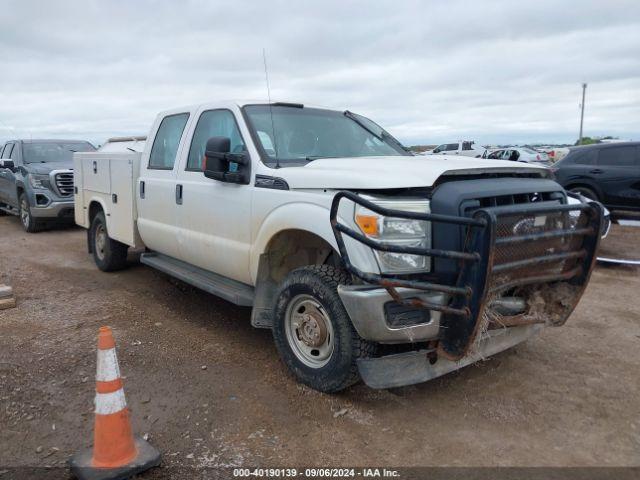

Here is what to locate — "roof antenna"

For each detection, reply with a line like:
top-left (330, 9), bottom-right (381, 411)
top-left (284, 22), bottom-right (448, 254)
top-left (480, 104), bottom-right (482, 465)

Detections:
top-left (263, 48), bottom-right (280, 168)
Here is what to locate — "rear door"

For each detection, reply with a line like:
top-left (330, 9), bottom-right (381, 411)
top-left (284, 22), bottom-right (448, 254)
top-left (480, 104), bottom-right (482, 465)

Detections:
top-left (595, 145), bottom-right (639, 208)
top-left (136, 111), bottom-right (191, 259)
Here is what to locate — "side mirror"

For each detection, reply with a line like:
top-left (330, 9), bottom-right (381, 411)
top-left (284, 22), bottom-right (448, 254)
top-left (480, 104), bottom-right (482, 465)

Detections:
top-left (0, 159), bottom-right (14, 170)
top-left (203, 137), bottom-right (250, 185)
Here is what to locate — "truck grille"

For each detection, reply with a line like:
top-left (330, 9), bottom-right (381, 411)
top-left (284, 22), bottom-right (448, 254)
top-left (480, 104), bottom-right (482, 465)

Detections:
top-left (489, 209), bottom-right (590, 294)
top-left (54, 172), bottom-right (74, 197)
top-left (462, 190), bottom-right (565, 216)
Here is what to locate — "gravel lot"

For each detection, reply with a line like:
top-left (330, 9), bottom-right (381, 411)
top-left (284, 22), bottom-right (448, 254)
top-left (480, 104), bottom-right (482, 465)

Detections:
top-left (1, 216), bottom-right (639, 474)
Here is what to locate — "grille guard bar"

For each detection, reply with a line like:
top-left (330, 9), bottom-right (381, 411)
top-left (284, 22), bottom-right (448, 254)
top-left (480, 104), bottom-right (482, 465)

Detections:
top-left (329, 190), bottom-right (603, 360)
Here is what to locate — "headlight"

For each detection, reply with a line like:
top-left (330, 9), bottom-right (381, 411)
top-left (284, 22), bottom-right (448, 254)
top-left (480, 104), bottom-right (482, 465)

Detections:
top-left (28, 174), bottom-right (51, 189)
top-left (354, 196), bottom-right (431, 273)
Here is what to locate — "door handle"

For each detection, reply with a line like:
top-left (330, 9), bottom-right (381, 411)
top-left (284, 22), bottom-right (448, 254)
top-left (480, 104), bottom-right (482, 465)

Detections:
top-left (589, 169), bottom-right (603, 174)
top-left (175, 184), bottom-right (183, 205)
top-left (93, 161), bottom-right (97, 174)
top-left (139, 180), bottom-right (145, 199)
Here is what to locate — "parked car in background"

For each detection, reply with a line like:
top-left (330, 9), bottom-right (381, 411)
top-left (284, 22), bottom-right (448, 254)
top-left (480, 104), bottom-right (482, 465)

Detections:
top-left (552, 142), bottom-right (640, 212)
top-left (98, 136), bottom-right (147, 153)
top-left (0, 139), bottom-right (96, 232)
top-left (483, 147), bottom-right (550, 166)
top-left (425, 140), bottom-right (485, 158)
top-left (540, 147), bottom-right (569, 163)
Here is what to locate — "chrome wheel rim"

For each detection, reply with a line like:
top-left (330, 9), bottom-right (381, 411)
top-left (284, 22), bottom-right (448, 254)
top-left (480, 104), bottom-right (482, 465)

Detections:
top-left (20, 198), bottom-right (30, 228)
top-left (95, 223), bottom-right (107, 261)
top-left (285, 294), bottom-right (334, 368)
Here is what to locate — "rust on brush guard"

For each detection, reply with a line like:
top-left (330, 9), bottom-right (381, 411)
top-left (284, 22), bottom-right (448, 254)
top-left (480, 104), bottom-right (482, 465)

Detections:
top-left (330, 190), bottom-right (604, 360)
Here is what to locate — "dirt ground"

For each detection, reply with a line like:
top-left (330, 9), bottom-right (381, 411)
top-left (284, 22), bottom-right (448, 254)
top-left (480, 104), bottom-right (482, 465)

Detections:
top-left (1, 216), bottom-right (639, 475)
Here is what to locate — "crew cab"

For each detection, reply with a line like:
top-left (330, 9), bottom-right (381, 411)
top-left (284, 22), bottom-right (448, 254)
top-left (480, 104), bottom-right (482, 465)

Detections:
top-left (74, 101), bottom-right (603, 392)
top-left (0, 139), bottom-right (95, 232)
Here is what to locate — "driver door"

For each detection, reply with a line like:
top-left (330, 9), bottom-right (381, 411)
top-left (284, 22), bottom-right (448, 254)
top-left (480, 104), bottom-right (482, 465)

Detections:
top-left (174, 107), bottom-right (253, 285)
top-left (0, 143), bottom-right (18, 207)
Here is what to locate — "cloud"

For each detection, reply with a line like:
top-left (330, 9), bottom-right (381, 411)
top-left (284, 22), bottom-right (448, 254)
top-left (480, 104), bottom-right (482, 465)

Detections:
top-left (0, 0), bottom-right (638, 145)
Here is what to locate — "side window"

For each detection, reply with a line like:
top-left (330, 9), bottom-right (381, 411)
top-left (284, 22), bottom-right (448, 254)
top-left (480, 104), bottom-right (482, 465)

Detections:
top-left (598, 146), bottom-right (636, 167)
top-left (462, 141), bottom-right (472, 150)
top-left (186, 109), bottom-right (245, 171)
top-left (446, 143), bottom-right (459, 151)
top-left (2, 143), bottom-right (14, 159)
top-left (148, 113), bottom-right (190, 170)
top-left (573, 149), bottom-right (597, 165)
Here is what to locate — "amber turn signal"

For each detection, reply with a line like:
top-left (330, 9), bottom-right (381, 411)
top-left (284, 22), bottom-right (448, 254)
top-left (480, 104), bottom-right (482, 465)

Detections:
top-left (355, 214), bottom-right (379, 236)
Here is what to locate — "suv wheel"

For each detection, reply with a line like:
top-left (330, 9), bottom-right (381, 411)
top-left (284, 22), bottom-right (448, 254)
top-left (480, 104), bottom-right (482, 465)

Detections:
top-left (89, 211), bottom-right (129, 271)
top-left (19, 193), bottom-right (42, 233)
top-left (272, 265), bottom-right (376, 393)
top-left (570, 186), bottom-right (599, 201)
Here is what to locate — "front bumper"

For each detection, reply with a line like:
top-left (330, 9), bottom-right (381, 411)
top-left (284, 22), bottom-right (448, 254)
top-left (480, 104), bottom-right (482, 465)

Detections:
top-left (30, 200), bottom-right (75, 219)
top-left (357, 324), bottom-right (542, 389)
top-left (338, 285), bottom-right (445, 343)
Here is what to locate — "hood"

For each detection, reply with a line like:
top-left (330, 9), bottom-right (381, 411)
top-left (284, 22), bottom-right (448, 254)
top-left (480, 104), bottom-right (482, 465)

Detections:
top-left (24, 161), bottom-right (73, 175)
top-left (274, 156), bottom-right (549, 190)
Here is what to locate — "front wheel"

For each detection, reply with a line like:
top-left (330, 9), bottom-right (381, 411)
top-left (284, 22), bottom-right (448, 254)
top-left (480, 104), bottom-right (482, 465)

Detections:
top-left (272, 265), bottom-right (375, 393)
top-left (19, 193), bottom-right (42, 233)
top-left (570, 186), bottom-right (599, 201)
top-left (89, 211), bottom-right (129, 272)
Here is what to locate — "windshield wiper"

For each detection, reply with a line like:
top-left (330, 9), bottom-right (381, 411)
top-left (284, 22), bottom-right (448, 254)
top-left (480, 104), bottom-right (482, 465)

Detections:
top-left (381, 130), bottom-right (410, 152)
top-left (305, 155), bottom-right (340, 162)
top-left (343, 110), bottom-right (383, 140)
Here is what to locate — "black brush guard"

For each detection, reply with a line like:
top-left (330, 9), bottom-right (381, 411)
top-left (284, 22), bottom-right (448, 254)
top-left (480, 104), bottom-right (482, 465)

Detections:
top-left (330, 190), bottom-right (603, 360)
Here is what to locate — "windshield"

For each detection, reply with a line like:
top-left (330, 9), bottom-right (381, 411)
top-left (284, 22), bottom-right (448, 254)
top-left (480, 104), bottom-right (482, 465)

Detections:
top-left (23, 142), bottom-right (95, 164)
top-left (243, 105), bottom-right (409, 165)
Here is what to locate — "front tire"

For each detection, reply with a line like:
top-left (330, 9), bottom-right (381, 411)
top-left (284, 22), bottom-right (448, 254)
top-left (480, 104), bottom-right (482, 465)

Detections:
top-left (570, 186), bottom-right (599, 201)
top-left (89, 211), bottom-right (129, 272)
top-left (272, 265), bottom-right (375, 393)
top-left (19, 193), bottom-right (42, 233)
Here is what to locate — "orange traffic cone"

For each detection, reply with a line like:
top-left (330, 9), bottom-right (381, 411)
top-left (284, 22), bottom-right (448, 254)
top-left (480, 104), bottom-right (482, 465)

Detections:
top-left (69, 326), bottom-right (160, 480)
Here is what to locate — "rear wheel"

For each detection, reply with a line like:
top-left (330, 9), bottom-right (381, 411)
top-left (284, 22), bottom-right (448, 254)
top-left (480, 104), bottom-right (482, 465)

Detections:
top-left (89, 211), bottom-right (129, 271)
top-left (569, 186), bottom-right (599, 201)
top-left (272, 265), bottom-right (376, 393)
top-left (19, 193), bottom-right (42, 233)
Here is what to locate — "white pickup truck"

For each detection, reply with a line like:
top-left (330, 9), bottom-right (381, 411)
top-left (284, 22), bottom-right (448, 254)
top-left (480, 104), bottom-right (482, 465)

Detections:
top-left (425, 140), bottom-right (486, 158)
top-left (74, 101), bottom-right (603, 392)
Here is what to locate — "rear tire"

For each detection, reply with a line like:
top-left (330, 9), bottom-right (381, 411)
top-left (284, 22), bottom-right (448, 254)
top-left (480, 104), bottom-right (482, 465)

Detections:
top-left (89, 211), bottom-right (128, 272)
top-left (272, 265), bottom-right (376, 393)
top-left (569, 186), bottom-right (599, 201)
top-left (19, 193), bottom-right (43, 233)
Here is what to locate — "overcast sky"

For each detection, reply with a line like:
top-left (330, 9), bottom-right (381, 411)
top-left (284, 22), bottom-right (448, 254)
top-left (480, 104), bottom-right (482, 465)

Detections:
top-left (1, 0), bottom-right (639, 146)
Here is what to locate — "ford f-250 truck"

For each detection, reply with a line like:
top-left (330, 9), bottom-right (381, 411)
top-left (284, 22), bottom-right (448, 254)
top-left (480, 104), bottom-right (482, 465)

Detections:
top-left (74, 101), bottom-right (603, 392)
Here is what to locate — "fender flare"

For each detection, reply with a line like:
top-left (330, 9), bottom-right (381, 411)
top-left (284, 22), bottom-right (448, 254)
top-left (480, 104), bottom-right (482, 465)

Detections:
top-left (250, 202), bottom-right (339, 283)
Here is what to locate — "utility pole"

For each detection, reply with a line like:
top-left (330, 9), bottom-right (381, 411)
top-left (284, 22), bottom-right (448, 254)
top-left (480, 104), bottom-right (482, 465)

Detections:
top-left (578, 83), bottom-right (587, 145)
